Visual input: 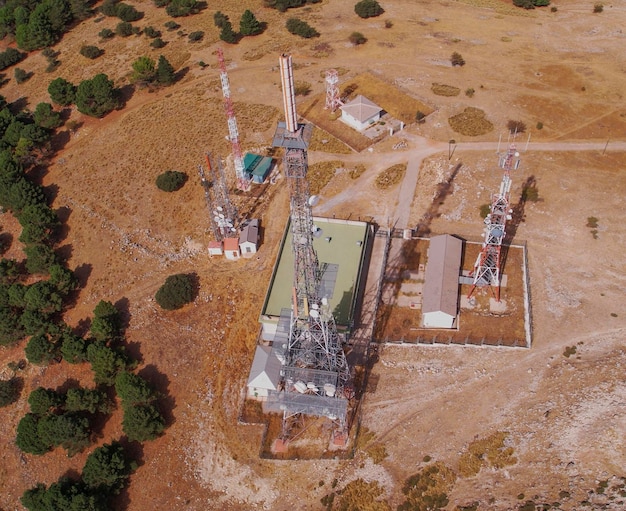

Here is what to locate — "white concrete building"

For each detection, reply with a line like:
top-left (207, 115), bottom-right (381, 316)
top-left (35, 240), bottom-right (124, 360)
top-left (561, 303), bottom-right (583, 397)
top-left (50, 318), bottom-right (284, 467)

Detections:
top-left (340, 95), bottom-right (382, 131)
top-left (246, 345), bottom-right (282, 400)
top-left (239, 219), bottom-right (259, 257)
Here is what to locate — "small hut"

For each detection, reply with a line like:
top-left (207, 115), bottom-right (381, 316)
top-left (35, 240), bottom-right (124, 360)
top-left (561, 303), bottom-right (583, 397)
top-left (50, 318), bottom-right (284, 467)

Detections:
top-left (340, 95), bottom-right (382, 131)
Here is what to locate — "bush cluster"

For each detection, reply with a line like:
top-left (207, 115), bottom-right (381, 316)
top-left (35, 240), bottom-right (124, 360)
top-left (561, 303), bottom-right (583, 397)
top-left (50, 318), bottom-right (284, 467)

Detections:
top-left (286, 18), bottom-right (319, 38)
top-left (156, 170), bottom-right (187, 191)
top-left (155, 273), bottom-right (195, 310)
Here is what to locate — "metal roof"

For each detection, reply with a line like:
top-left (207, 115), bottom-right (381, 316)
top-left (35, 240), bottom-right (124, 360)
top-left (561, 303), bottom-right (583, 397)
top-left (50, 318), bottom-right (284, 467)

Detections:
top-left (422, 234), bottom-right (462, 316)
top-left (247, 345), bottom-right (282, 390)
top-left (239, 219), bottom-right (259, 245)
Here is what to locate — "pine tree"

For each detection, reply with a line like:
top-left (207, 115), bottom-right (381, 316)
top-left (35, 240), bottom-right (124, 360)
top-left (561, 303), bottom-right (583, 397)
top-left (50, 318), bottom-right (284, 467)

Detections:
top-left (239, 9), bottom-right (262, 36)
top-left (219, 21), bottom-right (237, 44)
top-left (156, 55), bottom-right (175, 85)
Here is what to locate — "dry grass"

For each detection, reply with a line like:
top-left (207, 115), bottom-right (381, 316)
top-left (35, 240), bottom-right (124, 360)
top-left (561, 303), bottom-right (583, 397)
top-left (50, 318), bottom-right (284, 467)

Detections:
top-left (349, 163), bottom-right (367, 179)
top-left (431, 83), bottom-right (461, 97)
top-left (341, 73), bottom-right (434, 124)
top-left (299, 72), bottom-right (434, 152)
top-left (458, 432), bottom-right (517, 477)
top-left (308, 160), bottom-right (343, 194)
top-left (448, 107), bottom-right (494, 136)
top-left (308, 126), bottom-right (352, 154)
top-left (375, 163), bottom-right (406, 190)
top-left (456, 0), bottom-right (537, 16)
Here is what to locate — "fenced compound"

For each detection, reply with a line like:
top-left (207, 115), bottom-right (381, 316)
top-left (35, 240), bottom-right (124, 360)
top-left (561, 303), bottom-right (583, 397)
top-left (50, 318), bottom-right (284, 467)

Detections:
top-left (371, 228), bottom-right (533, 349)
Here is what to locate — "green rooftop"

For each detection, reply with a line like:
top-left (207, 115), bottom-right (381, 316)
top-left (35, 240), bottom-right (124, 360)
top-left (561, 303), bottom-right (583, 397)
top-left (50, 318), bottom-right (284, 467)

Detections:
top-left (260, 217), bottom-right (370, 331)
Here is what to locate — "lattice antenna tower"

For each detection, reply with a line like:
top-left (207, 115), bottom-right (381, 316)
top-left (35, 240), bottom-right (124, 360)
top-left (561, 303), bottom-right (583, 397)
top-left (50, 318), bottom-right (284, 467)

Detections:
top-left (197, 161), bottom-right (222, 242)
top-left (266, 54), bottom-right (351, 443)
top-left (324, 69), bottom-right (343, 112)
top-left (198, 153), bottom-right (238, 241)
top-left (217, 48), bottom-right (250, 192)
top-left (467, 141), bottom-right (520, 301)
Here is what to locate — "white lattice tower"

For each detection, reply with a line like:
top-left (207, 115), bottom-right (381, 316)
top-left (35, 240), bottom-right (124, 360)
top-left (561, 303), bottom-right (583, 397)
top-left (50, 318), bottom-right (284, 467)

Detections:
top-left (217, 48), bottom-right (250, 192)
top-left (270, 54), bottom-right (351, 442)
top-left (468, 144), bottom-right (519, 301)
top-left (324, 69), bottom-right (342, 112)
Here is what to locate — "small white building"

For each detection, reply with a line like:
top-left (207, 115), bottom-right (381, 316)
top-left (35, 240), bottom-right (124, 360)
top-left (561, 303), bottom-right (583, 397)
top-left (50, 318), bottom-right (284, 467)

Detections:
top-left (422, 234), bottom-right (462, 329)
top-left (223, 237), bottom-right (240, 260)
top-left (340, 95), bottom-right (382, 131)
top-left (246, 345), bottom-right (282, 400)
top-left (239, 219), bottom-right (259, 257)
top-left (208, 240), bottom-right (223, 257)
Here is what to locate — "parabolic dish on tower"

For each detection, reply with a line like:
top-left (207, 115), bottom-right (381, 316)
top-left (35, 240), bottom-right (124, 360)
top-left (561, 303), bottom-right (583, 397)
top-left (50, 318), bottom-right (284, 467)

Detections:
top-left (308, 195), bottom-right (320, 207)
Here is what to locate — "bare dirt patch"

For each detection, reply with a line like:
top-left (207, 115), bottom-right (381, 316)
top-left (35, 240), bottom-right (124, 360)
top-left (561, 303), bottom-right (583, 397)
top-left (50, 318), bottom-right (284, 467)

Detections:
top-left (1, 0), bottom-right (626, 510)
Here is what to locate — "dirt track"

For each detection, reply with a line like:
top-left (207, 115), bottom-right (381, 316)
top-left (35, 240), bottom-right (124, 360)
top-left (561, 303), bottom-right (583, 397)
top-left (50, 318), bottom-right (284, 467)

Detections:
top-left (1, 0), bottom-right (626, 510)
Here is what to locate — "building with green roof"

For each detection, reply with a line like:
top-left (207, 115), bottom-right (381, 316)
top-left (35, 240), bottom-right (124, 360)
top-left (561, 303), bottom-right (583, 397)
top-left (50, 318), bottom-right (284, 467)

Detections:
top-left (259, 217), bottom-right (371, 340)
top-left (244, 153), bottom-right (274, 184)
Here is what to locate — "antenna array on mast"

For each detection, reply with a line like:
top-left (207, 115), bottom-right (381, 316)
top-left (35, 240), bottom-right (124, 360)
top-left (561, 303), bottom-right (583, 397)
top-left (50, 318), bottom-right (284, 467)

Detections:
top-left (264, 54), bottom-right (351, 444)
top-left (467, 142), bottom-right (520, 301)
top-left (217, 48), bottom-right (251, 192)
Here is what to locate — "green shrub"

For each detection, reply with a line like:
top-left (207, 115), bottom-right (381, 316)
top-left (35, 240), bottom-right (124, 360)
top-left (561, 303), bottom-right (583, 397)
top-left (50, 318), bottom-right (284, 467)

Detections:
top-left (286, 18), bottom-right (319, 38)
top-left (355, 0), bottom-right (384, 18)
top-left (166, 0), bottom-right (199, 17)
top-left (116, 3), bottom-right (143, 22)
top-left (14, 67), bottom-right (30, 84)
top-left (349, 32), bottom-right (367, 45)
top-left (115, 21), bottom-right (134, 37)
top-left (99, 28), bottom-right (115, 39)
top-left (465, 87), bottom-right (475, 97)
top-left (80, 45), bottom-right (103, 59)
top-left (150, 37), bottom-right (166, 48)
top-left (214, 11), bottom-right (229, 28)
top-left (479, 203), bottom-right (491, 218)
top-left (507, 119), bottom-right (527, 134)
top-left (188, 30), bottom-right (204, 42)
top-left (164, 21), bottom-right (180, 31)
top-left (536, 121), bottom-right (543, 130)
top-left (144, 26), bottom-right (161, 38)
top-left (593, 3), bottom-right (603, 12)
top-left (156, 170), bottom-right (187, 191)
top-left (155, 273), bottom-right (194, 310)
top-left (451, 51), bottom-right (465, 66)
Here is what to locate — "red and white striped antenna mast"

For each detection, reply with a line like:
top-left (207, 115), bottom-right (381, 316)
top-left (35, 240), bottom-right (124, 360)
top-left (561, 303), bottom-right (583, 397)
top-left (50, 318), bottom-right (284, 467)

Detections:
top-left (217, 48), bottom-right (250, 192)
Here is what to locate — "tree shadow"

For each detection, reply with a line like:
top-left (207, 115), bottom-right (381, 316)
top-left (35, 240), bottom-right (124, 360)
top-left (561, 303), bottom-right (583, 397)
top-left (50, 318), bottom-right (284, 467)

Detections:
top-left (116, 84), bottom-right (135, 110)
top-left (8, 96), bottom-right (28, 114)
top-left (55, 377), bottom-right (80, 394)
top-left (0, 73), bottom-right (9, 88)
top-left (185, 272), bottom-right (200, 302)
top-left (0, 232), bottom-right (12, 255)
top-left (55, 243), bottom-right (73, 263)
top-left (53, 205), bottom-right (72, 242)
top-left (138, 364), bottom-right (175, 427)
top-left (5, 376), bottom-right (24, 405)
top-left (174, 66), bottom-right (189, 83)
top-left (59, 467), bottom-right (81, 482)
top-left (123, 341), bottom-right (143, 365)
top-left (109, 439), bottom-right (145, 511)
top-left (43, 182), bottom-right (59, 204)
top-left (50, 129), bottom-right (71, 152)
top-left (114, 297), bottom-right (131, 335)
top-left (73, 262), bottom-right (92, 289)
top-left (75, 317), bottom-right (92, 337)
top-left (415, 162), bottom-right (463, 236)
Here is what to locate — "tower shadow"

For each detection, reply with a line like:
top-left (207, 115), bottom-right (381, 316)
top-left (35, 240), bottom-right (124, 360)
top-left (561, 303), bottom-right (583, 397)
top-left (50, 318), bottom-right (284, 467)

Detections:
top-left (415, 162), bottom-right (463, 236)
top-left (500, 175), bottom-right (536, 273)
